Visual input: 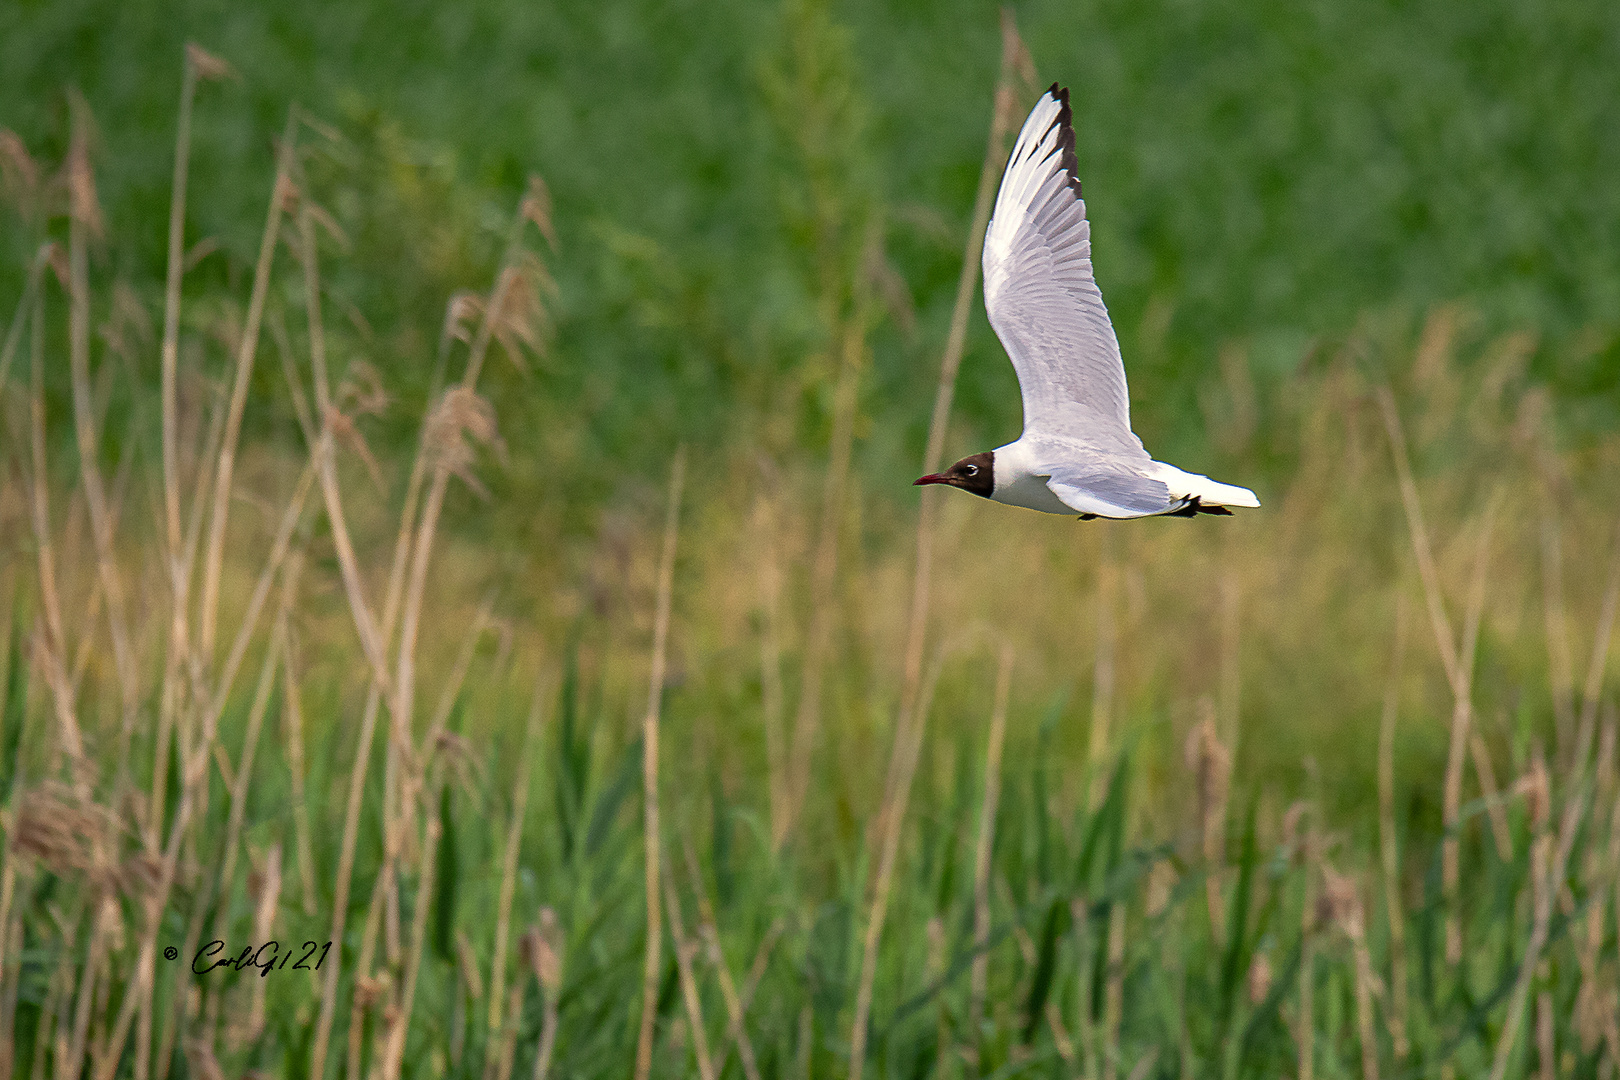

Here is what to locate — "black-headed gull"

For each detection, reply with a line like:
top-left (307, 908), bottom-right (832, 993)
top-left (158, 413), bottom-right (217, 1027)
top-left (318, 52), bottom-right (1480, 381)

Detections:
top-left (915, 85), bottom-right (1259, 520)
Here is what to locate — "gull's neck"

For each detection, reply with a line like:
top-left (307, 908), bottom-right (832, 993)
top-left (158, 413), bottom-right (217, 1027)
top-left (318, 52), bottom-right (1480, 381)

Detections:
top-left (988, 438), bottom-right (1073, 515)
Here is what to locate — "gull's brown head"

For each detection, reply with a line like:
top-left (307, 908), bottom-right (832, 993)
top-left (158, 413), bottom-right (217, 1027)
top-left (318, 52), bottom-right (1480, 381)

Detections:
top-left (914, 451), bottom-right (994, 499)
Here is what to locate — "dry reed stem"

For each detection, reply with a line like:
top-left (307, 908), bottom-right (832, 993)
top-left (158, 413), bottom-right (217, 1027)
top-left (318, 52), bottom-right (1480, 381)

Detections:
top-left (1323, 867), bottom-right (1380, 1080)
top-left (152, 52), bottom-right (205, 886)
top-left (922, 918), bottom-right (948, 1068)
top-left (1090, 534), bottom-right (1117, 807)
top-left (205, 461), bottom-right (314, 751)
top-left (347, 865), bottom-right (392, 1080)
top-left (1298, 801), bottom-right (1317, 1080)
top-left (1375, 387), bottom-right (1462, 689)
top-left (1536, 990), bottom-right (1556, 1080)
top-left (0, 828), bottom-right (18, 1074)
top-left (1540, 505), bottom-right (1577, 759)
top-left (1104, 899), bottom-right (1127, 1080)
top-left (66, 505), bottom-right (120, 705)
top-left (205, 580), bottom-right (295, 976)
top-left (753, 489), bottom-right (789, 846)
top-left (244, 844), bottom-right (281, 1046)
top-left (38, 908), bottom-right (78, 1080)
top-left (484, 983), bottom-right (525, 1080)
top-left (159, 622), bottom-right (283, 1079)
top-left (1072, 897), bottom-right (1097, 1079)
top-left (376, 813), bottom-right (441, 1080)
top-left (1469, 732), bottom-right (1515, 860)
top-left (489, 675), bottom-right (548, 1038)
top-left (1187, 705), bottom-right (1231, 944)
top-left (662, 871), bottom-right (717, 1080)
top-left (846, 19), bottom-right (1025, 1074)
top-left (2, 912), bottom-right (23, 1080)
top-left (1437, 498), bottom-right (1498, 960)
top-left (302, 190), bottom-right (535, 1080)
top-left (708, 914), bottom-right (784, 1080)
top-left (161, 45), bottom-right (199, 602)
top-left (0, 244), bottom-right (49, 394)
top-left (1574, 520), bottom-right (1620, 757)
top-left (298, 213), bottom-right (401, 1080)
top-left (1379, 385), bottom-right (1499, 963)
top-left (921, 8), bottom-right (1030, 479)
top-left (394, 205), bottom-right (535, 774)
top-left (369, 599), bottom-right (493, 979)
top-left (527, 911), bottom-right (564, 1080)
top-left (781, 219), bottom-right (879, 842)
top-left (64, 896), bottom-right (113, 1080)
top-left (1489, 724), bottom-right (1598, 1079)
top-left (388, 202), bottom-right (537, 919)
top-left (352, 587), bottom-right (487, 1079)
top-left (197, 109), bottom-right (297, 670)
top-left (679, 837), bottom-right (763, 1080)
top-left (1377, 596), bottom-right (1410, 1060)
top-left (296, 188), bottom-right (394, 706)
top-left (26, 285), bottom-right (88, 796)
top-left (66, 168), bottom-right (138, 748)
top-left (156, 363), bottom-right (228, 919)
top-left (1126, 1049), bottom-right (1159, 1080)
top-left (701, 924), bottom-right (764, 1080)
top-left (93, 571), bottom-right (266, 1080)
top-left (634, 449), bottom-right (685, 1080)
top-left (173, 386), bottom-right (231, 823)
top-left (1217, 566), bottom-right (1242, 758)
top-left (969, 644), bottom-right (1014, 1037)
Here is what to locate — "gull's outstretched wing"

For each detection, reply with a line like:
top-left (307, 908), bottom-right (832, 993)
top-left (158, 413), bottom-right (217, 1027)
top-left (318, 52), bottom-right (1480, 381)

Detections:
top-left (982, 85), bottom-right (1143, 458)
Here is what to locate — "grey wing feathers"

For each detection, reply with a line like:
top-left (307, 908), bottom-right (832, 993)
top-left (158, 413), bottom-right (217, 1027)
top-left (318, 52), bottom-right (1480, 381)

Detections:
top-left (1044, 460), bottom-right (1178, 519)
top-left (982, 85), bottom-right (1144, 458)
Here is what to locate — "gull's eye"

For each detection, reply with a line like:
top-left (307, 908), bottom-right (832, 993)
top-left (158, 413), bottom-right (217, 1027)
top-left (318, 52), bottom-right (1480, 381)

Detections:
top-left (962, 464), bottom-right (979, 477)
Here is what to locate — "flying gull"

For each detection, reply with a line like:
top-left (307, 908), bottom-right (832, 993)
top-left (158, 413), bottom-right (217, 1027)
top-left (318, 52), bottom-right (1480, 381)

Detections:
top-left (915, 85), bottom-right (1259, 520)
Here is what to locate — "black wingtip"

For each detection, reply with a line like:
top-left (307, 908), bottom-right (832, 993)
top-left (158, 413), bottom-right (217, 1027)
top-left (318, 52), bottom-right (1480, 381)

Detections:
top-left (1044, 85), bottom-right (1081, 199)
top-left (1166, 497), bottom-right (1236, 518)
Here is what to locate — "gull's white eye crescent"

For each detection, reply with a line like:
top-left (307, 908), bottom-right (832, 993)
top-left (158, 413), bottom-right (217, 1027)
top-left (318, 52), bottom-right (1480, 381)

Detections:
top-left (963, 464), bottom-right (979, 476)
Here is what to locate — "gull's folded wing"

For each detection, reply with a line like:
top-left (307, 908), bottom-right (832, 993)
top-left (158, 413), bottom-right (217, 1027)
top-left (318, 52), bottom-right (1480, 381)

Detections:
top-left (1044, 459), bottom-right (1177, 519)
top-left (982, 85), bottom-right (1145, 459)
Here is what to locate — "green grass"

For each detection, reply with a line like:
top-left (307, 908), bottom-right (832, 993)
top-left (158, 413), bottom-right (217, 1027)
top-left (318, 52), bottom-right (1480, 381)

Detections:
top-left (2, 1), bottom-right (1620, 1077)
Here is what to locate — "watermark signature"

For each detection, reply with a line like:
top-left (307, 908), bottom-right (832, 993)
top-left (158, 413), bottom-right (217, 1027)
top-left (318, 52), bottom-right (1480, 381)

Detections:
top-left (160, 940), bottom-right (334, 977)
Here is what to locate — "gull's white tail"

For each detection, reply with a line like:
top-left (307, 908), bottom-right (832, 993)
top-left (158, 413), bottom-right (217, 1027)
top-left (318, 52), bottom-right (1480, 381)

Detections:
top-left (1149, 462), bottom-right (1262, 509)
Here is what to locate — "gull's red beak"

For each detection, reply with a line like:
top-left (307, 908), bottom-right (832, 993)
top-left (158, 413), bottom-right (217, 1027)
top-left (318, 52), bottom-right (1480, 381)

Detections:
top-left (913, 473), bottom-right (949, 486)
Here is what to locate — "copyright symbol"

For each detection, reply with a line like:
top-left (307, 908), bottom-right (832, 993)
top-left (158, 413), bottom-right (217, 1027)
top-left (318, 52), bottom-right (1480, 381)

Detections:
top-left (164, 947), bottom-right (178, 961)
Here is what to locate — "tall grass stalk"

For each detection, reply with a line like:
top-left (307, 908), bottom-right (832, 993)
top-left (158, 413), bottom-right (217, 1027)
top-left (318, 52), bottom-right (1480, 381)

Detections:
top-left (846, 17), bottom-right (1026, 1074)
top-left (1090, 535), bottom-right (1116, 807)
top-left (490, 676), bottom-right (549, 1039)
top-left (1298, 800), bottom-right (1318, 1080)
top-left (663, 871), bottom-right (717, 1080)
top-left (781, 220), bottom-right (878, 843)
top-left (968, 643), bottom-right (1013, 1038)
top-left (26, 276), bottom-right (86, 795)
top-left (1535, 429), bottom-right (1580, 767)
top-left (1377, 597), bottom-right (1410, 1061)
top-left (0, 245), bottom-right (49, 395)
top-left (754, 490), bottom-right (789, 846)
top-left (1378, 384), bottom-right (1499, 963)
top-left (682, 837), bottom-right (763, 1080)
top-left (634, 448), bottom-right (685, 1080)
top-left (199, 620), bottom-right (283, 1042)
top-left (196, 107), bottom-right (297, 670)
top-left (64, 111), bottom-right (137, 758)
